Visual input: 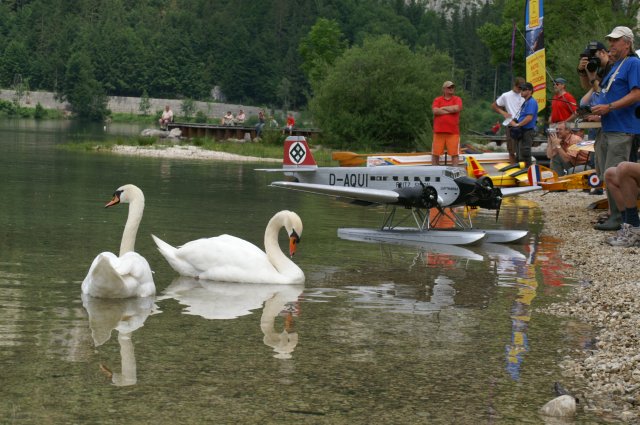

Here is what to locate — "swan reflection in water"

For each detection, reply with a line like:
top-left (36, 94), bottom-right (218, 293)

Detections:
top-left (81, 294), bottom-right (157, 386)
top-left (161, 277), bottom-right (303, 359)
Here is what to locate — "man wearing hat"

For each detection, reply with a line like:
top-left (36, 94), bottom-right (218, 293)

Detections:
top-left (550, 77), bottom-right (577, 123)
top-left (588, 26), bottom-right (640, 231)
top-left (432, 81), bottom-right (463, 166)
top-left (508, 82), bottom-right (538, 166)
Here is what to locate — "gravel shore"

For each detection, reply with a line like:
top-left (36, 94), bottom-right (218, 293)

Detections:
top-left (111, 144), bottom-right (281, 163)
top-left (524, 190), bottom-right (640, 422)
top-left (108, 144), bottom-right (638, 421)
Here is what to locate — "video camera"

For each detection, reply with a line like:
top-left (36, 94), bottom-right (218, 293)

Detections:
top-left (580, 41), bottom-right (602, 72)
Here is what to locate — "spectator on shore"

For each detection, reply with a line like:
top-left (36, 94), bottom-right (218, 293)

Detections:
top-left (602, 162), bottom-right (640, 246)
top-left (546, 122), bottom-right (588, 175)
top-left (432, 80), bottom-right (463, 166)
top-left (508, 81), bottom-right (538, 167)
top-left (255, 110), bottom-right (266, 138)
top-left (222, 111), bottom-right (235, 125)
top-left (159, 105), bottom-right (173, 129)
top-left (492, 77), bottom-right (526, 164)
top-left (577, 41), bottom-right (612, 90)
top-left (588, 26), bottom-right (640, 231)
top-left (236, 109), bottom-right (246, 124)
top-left (284, 112), bottom-right (295, 135)
top-left (550, 77), bottom-right (577, 123)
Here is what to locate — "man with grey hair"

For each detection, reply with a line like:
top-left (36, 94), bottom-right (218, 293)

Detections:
top-left (588, 26), bottom-right (640, 231)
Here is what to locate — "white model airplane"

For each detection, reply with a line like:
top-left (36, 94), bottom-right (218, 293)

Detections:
top-left (259, 137), bottom-right (540, 245)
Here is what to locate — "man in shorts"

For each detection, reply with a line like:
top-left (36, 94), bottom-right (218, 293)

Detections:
top-left (432, 81), bottom-right (463, 166)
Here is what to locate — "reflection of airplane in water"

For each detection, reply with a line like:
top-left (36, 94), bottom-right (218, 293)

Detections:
top-left (259, 137), bottom-right (539, 245)
top-left (81, 294), bottom-right (157, 386)
top-left (160, 277), bottom-right (303, 359)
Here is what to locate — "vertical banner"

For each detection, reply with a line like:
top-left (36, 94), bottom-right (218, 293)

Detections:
top-left (525, 0), bottom-right (546, 111)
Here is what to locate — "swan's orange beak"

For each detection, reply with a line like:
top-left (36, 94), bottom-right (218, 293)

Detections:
top-left (289, 231), bottom-right (300, 257)
top-left (105, 190), bottom-right (123, 208)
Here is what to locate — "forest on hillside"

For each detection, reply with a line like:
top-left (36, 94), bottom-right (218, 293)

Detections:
top-left (0, 0), bottom-right (637, 147)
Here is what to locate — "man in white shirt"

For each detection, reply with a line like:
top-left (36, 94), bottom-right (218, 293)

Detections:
top-left (492, 77), bottom-right (526, 164)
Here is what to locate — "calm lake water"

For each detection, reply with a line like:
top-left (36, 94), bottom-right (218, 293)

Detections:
top-left (0, 119), bottom-right (598, 424)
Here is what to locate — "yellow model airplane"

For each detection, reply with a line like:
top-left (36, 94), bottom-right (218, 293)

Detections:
top-left (537, 169), bottom-right (603, 191)
top-left (466, 156), bottom-right (556, 187)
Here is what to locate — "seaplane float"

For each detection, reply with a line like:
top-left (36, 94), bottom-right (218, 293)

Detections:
top-left (258, 137), bottom-right (541, 246)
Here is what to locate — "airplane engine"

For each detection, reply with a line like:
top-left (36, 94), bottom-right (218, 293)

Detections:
top-left (454, 176), bottom-right (503, 210)
top-left (395, 185), bottom-right (440, 209)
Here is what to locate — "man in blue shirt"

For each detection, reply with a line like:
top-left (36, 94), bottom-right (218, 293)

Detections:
top-left (508, 82), bottom-right (538, 166)
top-left (590, 26), bottom-right (640, 231)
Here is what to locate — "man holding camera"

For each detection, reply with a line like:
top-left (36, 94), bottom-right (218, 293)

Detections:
top-left (587, 26), bottom-right (640, 231)
top-left (546, 122), bottom-right (588, 175)
top-left (577, 41), bottom-right (612, 90)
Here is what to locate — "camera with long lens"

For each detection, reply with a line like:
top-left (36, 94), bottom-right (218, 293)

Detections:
top-left (580, 41), bottom-right (602, 72)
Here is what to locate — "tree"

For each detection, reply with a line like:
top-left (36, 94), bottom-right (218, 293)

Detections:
top-left (299, 18), bottom-right (347, 89)
top-left (310, 35), bottom-right (457, 150)
top-left (61, 50), bottom-right (109, 121)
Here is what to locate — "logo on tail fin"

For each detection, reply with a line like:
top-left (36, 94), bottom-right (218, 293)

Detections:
top-left (283, 136), bottom-right (317, 168)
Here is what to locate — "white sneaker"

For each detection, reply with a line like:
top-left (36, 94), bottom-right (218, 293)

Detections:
top-left (606, 223), bottom-right (640, 247)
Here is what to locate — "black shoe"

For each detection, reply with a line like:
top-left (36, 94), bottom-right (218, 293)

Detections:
top-left (593, 217), bottom-right (621, 231)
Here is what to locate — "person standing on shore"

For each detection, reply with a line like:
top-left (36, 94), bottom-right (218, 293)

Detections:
top-left (492, 77), bottom-right (525, 164)
top-left (432, 81), bottom-right (463, 166)
top-left (588, 26), bottom-right (640, 231)
top-left (508, 82), bottom-right (538, 167)
top-left (549, 77), bottom-right (577, 123)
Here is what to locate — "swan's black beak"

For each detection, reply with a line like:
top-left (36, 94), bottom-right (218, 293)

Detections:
top-left (105, 190), bottom-right (123, 208)
top-left (289, 230), bottom-right (300, 257)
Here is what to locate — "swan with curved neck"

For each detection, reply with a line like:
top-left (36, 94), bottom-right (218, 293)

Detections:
top-left (82, 184), bottom-right (156, 298)
top-left (152, 210), bottom-right (305, 284)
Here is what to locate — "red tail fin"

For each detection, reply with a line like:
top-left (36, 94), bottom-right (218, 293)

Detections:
top-left (466, 156), bottom-right (488, 178)
top-left (283, 136), bottom-right (318, 168)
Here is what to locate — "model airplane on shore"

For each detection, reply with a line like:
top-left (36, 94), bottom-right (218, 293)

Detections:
top-left (258, 137), bottom-right (541, 246)
top-left (466, 156), bottom-right (557, 187)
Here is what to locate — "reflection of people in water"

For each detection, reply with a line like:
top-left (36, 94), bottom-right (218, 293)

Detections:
top-left (82, 294), bottom-right (156, 386)
top-left (505, 275), bottom-right (538, 381)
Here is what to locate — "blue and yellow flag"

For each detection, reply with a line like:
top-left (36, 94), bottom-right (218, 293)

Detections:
top-left (525, 0), bottom-right (546, 111)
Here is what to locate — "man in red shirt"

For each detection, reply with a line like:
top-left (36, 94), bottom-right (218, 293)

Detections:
top-left (432, 81), bottom-right (463, 166)
top-left (550, 77), bottom-right (577, 123)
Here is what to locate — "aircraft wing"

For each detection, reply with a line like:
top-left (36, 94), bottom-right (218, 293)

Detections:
top-left (500, 186), bottom-right (541, 197)
top-left (270, 181), bottom-right (400, 204)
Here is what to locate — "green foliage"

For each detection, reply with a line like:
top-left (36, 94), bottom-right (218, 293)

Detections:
top-left (61, 50), bottom-right (109, 121)
top-left (194, 110), bottom-right (208, 123)
top-left (299, 18), bottom-right (347, 88)
top-left (0, 99), bottom-right (17, 115)
top-left (139, 90), bottom-right (151, 115)
top-left (181, 98), bottom-right (196, 119)
top-left (310, 35), bottom-right (457, 151)
top-left (34, 102), bottom-right (45, 119)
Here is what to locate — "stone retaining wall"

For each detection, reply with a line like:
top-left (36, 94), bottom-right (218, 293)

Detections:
top-left (0, 89), bottom-right (275, 121)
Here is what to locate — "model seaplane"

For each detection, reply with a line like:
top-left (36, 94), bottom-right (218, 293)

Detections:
top-left (258, 137), bottom-right (541, 246)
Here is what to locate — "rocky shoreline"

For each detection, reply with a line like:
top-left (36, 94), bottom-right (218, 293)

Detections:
top-left (105, 144), bottom-right (639, 421)
top-left (524, 191), bottom-right (640, 422)
top-left (110, 144), bottom-right (281, 163)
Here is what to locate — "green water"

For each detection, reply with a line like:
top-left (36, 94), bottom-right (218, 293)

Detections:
top-left (0, 119), bottom-right (600, 424)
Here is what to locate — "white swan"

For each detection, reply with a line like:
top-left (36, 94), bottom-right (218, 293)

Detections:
top-left (152, 210), bottom-right (305, 284)
top-left (82, 184), bottom-right (156, 298)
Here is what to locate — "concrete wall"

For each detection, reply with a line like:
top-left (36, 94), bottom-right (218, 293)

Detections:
top-left (0, 89), bottom-right (276, 121)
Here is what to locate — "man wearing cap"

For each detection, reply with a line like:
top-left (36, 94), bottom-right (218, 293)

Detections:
top-left (588, 26), bottom-right (640, 231)
top-left (508, 82), bottom-right (538, 166)
top-left (550, 77), bottom-right (577, 123)
top-left (492, 77), bottom-right (525, 164)
top-left (577, 41), bottom-right (612, 90)
top-left (432, 81), bottom-right (463, 166)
